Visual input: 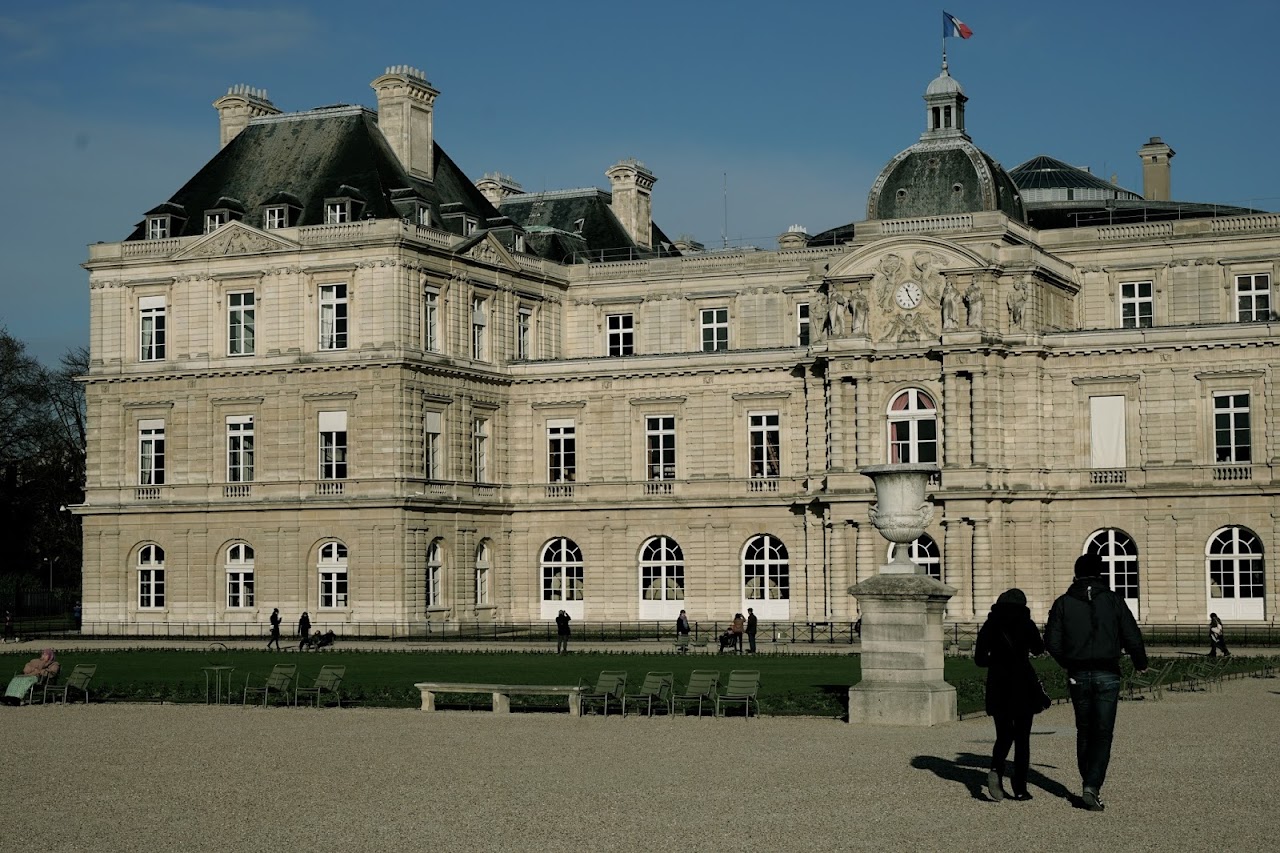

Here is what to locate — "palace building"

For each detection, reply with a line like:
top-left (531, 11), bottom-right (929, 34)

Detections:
top-left (78, 64), bottom-right (1278, 633)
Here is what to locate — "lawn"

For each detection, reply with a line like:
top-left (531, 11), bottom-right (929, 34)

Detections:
top-left (6, 649), bottom-right (1267, 716)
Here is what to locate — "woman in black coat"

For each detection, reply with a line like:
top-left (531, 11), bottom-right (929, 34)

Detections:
top-left (974, 588), bottom-right (1044, 802)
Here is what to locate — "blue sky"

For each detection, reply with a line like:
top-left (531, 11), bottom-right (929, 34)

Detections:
top-left (3, 0), bottom-right (1278, 365)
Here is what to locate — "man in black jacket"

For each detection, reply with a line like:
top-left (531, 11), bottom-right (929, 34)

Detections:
top-left (1045, 554), bottom-right (1148, 812)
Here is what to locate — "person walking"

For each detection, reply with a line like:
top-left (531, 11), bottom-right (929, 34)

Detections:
top-left (298, 612), bottom-right (312, 650)
top-left (676, 609), bottom-right (691, 637)
top-left (975, 588), bottom-right (1045, 802)
top-left (1208, 613), bottom-right (1231, 657)
top-left (555, 609), bottom-right (571, 654)
top-left (1045, 554), bottom-right (1148, 812)
top-left (267, 607), bottom-right (282, 651)
top-left (746, 608), bottom-right (758, 654)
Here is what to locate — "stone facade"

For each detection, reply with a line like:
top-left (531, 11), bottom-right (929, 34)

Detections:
top-left (77, 68), bottom-right (1280, 633)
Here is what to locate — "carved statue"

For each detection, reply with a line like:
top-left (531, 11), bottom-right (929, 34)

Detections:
top-left (964, 281), bottom-right (984, 327)
top-left (825, 292), bottom-right (848, 338)
top-left (940, 279), bottom-right (961, 331)
top-left (873, 254), bottom-right (906, 311)
top-left (1008, 281), bottom-right (1029, 330)
top-left (849, 287), bottom-right (869, 336)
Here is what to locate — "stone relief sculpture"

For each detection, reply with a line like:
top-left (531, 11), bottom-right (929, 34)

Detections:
top-left (912, 250), bottom-right (946, 305)
top-left (885, 311), bottom-right (932, 343)
top-left (963, 281), bottom-right (984, 327)
top-left (1008, 281), bottom-right (1029, 330)
top-left (873, 254), bottom-right (907, 311)
top-left (940, 278), bottom-right (961, 331)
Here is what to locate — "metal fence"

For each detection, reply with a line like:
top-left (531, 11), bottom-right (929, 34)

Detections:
top-left (6, 619), bottom-right (1277, 648)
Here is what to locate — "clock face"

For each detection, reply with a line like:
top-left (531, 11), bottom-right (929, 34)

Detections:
top-left (895, 282), bottom-right (923, 309)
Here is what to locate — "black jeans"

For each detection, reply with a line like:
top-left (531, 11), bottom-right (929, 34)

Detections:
top-left (1067, 670), bottom-right (1121, 791)
top-left (991, 711), bottom-right (1034, 794)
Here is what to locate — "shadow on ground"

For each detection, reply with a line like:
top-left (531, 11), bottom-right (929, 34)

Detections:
top-left (911, 751), bottom-right (1081, 806)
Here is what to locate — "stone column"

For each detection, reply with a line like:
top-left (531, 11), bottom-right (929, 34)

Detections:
top-left (828, 373), bottom-right (845, 473)
top-left (942, 515), bottom-right (971, 617)
top-left (971, 516), bottom-right (993, 614)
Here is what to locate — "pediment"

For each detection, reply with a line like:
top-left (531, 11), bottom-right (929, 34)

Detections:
top-left (457, 233), bottom-right (517, 271)
top-left (173, 222), bottom-right (299, 260)
top-left (825, 235), bottom-right (988, 281)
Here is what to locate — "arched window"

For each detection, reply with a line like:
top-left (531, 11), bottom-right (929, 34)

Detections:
top-left (743, 534), bottom-right (790, 620)
top-left (138, 544), bottom-right (165, 609)
top-left (475, 541), bottom-right (491, 607)
top-left (318, 541), bottom-right (348, 609)
top-left (1207, 526), bottom-right (1265, 620)
top-left (639, 536), bottom-right (684, 620)
top-left (887, 389), bottom-right (938, 464)
top-left (225, 542), bottom-right (255, 609)
top-left (541, 538), bottom-right (583, 620)
top-left (1083, 529), bottom-right (1139, 616)
top-left (426, 540), bottom-right (443, 608)
top-left (888, 534), bottom-right (941, 581)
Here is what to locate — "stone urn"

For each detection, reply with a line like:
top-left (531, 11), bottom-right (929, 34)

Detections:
top-left (861, 463), bottom-right (936, 574)
top-left (847, 462), bottom-right (957, 726)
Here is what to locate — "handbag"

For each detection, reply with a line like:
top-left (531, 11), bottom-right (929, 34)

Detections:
top-left (1030, 675), bottom-right (1053, 714)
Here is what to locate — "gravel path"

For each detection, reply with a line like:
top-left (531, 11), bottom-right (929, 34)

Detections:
top-left (3, 674), bottom-right (1275, 852)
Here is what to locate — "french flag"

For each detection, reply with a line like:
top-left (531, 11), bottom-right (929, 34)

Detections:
top-left (943, 11), bottom-right (973, 39)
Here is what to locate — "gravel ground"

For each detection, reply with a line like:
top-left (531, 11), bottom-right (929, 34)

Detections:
top-left (2, 674), bottom-right (1275, 852)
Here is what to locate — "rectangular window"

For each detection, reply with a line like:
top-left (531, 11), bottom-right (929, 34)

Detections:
top-left (463, 217), bottom-right (477, 236)
top-left (475, 548), bottom-right (490, 606)
top-left (139, 419), bottom-right (165, 486)
top-left (473, 418), bottom-right (489, 482)
top-left (320, 569), bottom-right (348, 608)
top-left (264, 206), bottom-right (287, 229)
top-left (139, 295), bottom-right (166, 361)
top-left (1213, 393), bottom-right (1251, 463)
top-left (1119, 281), bottom-right (1153, 328)
top-left (139, 568), bottom-right (165, 608)
top-left (423, 288), bottom-right (440, 353)
top-left (607, 313), bottom-right (634, 356)
top-left (514, 233), bottom-right (526, 253)
top-left (426, 558), bottom-right (441, 608)
top-left (319, 411), bottom-right (348, 480)
top-left (226, 415), bottom-right (255, 483)
top-left (749, 411), bottom-right (781, 477)
top-left (227, 291), bottom-right (255, 356)
top-left (471, 297), bottom-right (488, 360)
top-left (1235, 274), bottom-right (1271, 322)
top-left (516, 307), bottom-right (532, 360)
top-left (548, 419), bottom-right (576, 483)
top-left (416, 205), bottom-right (432, 227)
top-left (226, 570), bottom-right (254, 609)
top-left (205, 212), bottom-right (227, 233)
top-left (1089, 396), bottom-right (1127, 468)
top-left (319, 284), bottom-right (348, 350)
top-left (646, 415), bottom-right (676, 480)
top-left (146, 217), bottom-right (169, 240)
top-left (324, 202), bottom-right (349, 224)
top-left (700, 307), bottom-right (729, 352)
top-left (425, 410), bottom-right (443, 480)
top-left (797, 303), bottom-right (811, 346)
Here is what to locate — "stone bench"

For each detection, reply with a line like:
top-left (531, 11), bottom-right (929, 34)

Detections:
top-left (414, 682), bottom-right (583, 715)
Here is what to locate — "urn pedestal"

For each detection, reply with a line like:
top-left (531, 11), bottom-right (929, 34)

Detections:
top-left (848, 463), bottom-right (957, 726)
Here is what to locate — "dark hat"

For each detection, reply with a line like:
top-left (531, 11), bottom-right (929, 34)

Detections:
top-left (995, 588), bottom-right (1027, 607)
top-left (1074, 553), bottom-right (1105, 578)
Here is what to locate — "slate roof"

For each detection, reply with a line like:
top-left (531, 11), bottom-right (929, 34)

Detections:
top-left (1008, 155), bottom-right (1139, 195)
top-left (866, 140), bottom-right (1026, 224)
top-left (126, 106), bottom-right (503, 241)
top-left (499, 189), bottom-right (679, 263)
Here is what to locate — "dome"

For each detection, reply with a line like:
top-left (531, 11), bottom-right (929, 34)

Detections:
top-left (925, 68), bottom-right (964, 97)
top-left (866, 141), bottom-right (1026, 223)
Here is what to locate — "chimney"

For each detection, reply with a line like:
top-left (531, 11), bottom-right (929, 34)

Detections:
top-left (213, 85), bottom-right (280, 149)
top-left (371, 65), bottom-right (439, 180)
top-left (1138, 136), bottom-right (1175, 201)
top-left (605, 159), bottom-right (656, 250)
top-left (476, 173), bottom-right (524, 207)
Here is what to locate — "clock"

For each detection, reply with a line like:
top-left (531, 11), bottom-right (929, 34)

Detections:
top-left (895, 282), bottom-right (923, 309)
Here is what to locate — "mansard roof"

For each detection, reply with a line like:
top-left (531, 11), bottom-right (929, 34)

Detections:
top-left (125, 106), bottom-right (503, 241)
top-left (499, 188), bottom-right (679, 263)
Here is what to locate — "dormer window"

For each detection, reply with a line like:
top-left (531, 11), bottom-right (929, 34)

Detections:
top-left (324, 185), bottom-right (365, 225)
top-left (416, 205), bottom-right (432, 227)
top-left (260, 192), bottom-right (302, 229)
top-left (514, 233), bottom-right (526, 253)
top-left (205, 212), bottom-right (229, 233)
top-left (462, 216), bottom-right (478, 236)
top-left (264, 206), bottom-right (288, 229)
top-left (147, 216), bottom-right (170, 240)
top-left (203, 198), bottom-right (244, 233)
top-left (325, 201), bottom-right (351, 224)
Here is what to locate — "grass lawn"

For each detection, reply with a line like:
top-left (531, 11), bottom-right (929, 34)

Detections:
top-left (5, 649), bottom-right (1268, 716)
